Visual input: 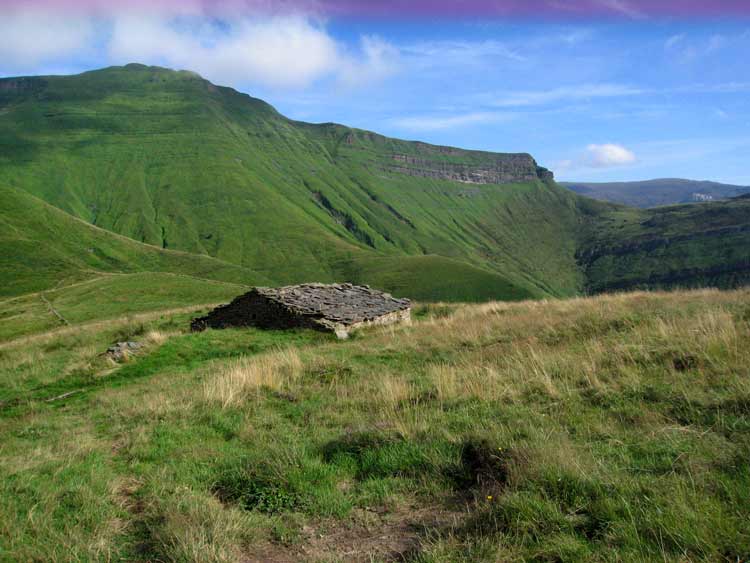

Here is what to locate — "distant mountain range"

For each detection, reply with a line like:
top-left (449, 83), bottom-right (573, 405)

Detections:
top-left (1, 64), bottom-right (749, 300)
top-left (561, 178), bottom-right (750, 208)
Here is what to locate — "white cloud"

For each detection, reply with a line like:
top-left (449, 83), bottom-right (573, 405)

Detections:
top-left (403, 40), bottom-right (527, 65)
top-left (390, 111), bottom-right (513, 131)
top-left (584, 143), bottom-right (637, 167)
top-left (336, 35), bottom-right (400, 88)
top-left (0, 8), bottom-right (399, 90)
top-left (0, 10), bottom-right (95, 70)
top-left (109, 15), bottom-right (389, 89)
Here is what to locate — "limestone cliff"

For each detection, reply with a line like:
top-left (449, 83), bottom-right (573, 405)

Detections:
top-left (384, 152), bottom-right (553, 184)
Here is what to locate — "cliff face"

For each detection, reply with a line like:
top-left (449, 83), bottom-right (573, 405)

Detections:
top-left (385, 153), bottom-right (553, 184)
top-left (318, 129), bottom-right (554, 186)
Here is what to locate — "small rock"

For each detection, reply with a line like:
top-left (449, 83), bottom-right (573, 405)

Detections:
top-left (105, 341), bottom-right (142, 362)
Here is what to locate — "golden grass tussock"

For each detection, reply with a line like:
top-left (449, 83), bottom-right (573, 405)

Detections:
top-left (203, 348), bottom-right (303, 408)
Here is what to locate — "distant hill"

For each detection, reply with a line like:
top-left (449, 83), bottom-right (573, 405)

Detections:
top-left (1, 64), bottom-right (749, 300)
top-left (577, 195), bottom-right (750, 293)
top-left (561, 178), bottom-right (750, 208)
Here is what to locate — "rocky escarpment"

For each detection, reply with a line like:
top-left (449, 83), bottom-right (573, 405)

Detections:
top-left (332, 130), bottom-right (553, 185)
top-left (382, 152), bottom-right (553, 185)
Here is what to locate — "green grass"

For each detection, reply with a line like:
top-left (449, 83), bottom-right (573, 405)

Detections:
top-left (0, 272), bottom-right (248, 342)
top-left (0, 183), bottom-right (266, 297)
top-left (1, 288), bottom-right (748, 561)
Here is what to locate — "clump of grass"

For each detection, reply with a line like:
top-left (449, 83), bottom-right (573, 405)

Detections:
top-left (203, 348), bottom-right (303, 408)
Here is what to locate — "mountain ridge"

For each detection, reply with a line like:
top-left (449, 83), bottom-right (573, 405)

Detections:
top-left (1, 64), bottom-right (749, 300)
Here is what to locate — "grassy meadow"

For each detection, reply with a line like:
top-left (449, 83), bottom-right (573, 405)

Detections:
top-left (1, 287), bottom-right (748, 561)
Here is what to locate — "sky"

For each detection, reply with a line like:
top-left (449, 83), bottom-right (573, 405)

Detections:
top-left (1, 0), bottom-right (749, 184)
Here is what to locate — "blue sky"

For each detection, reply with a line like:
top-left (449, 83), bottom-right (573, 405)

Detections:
top-left (1, 4), bottom-right (749, 184)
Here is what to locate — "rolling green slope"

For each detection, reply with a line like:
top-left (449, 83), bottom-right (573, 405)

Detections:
top-left (0, 65), bottom-right (579, 299)
top-left (1, 184), bottom-right (535, 303)
top-left (0, 184), bottom-right (268, 297)
top-left (0, 272), bottom-right (246, 342)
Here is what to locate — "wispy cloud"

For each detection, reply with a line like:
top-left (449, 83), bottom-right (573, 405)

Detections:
top-left (486, 84), bottom-right (646, 108)
top-left (389, 111), bottom-right (514, 131)
top-left (596, 0), bottom-right (645, 19)
top-left (665, 33), bottom-right (685, 49)
top-left (402, 40), bottom-right (527, 64)
top-left (664, 30), bottom-right (743, 63)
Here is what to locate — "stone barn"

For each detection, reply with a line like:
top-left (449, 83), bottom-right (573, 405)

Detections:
top-left (190, 283), bottom-right (411, 338)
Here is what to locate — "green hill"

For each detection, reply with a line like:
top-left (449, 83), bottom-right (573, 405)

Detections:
top-left (0, 65), bottom-right (582, 300)
top-left (578, 194), bottom-right (750, 293)
top-left (0, 184), bottom-right (537, 303)
top-left (1, 64), bottom-right (749, 300)
top-left (0, 184), bottom-right (266, 297)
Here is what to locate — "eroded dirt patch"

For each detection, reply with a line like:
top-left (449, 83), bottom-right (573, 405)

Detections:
top-left (243, 503), bottom-right (467, 563)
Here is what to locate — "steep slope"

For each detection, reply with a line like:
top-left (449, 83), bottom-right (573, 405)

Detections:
top-left (577, 194), bottom-right (750, 292)
top-left (0, 64), bottom-right (579, 299)
top-left (561, 178), bottom-right (750, 208)
top-left (1, 184), bottom-right (532, 302)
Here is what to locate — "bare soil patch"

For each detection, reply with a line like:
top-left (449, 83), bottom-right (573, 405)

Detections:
top-left (243, 502), bottom-right (467, 563)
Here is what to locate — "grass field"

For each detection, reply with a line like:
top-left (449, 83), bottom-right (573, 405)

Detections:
top-left (1, 288), bottom-right (748, 561)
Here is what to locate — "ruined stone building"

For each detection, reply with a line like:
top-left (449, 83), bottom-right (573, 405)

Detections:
top-left (190, 283), bottom-right (411, 338)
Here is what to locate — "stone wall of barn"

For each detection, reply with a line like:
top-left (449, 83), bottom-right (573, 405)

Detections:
top-left (191, 292), bottom-right (411, 336)
top-left (345, 308), bottom-right (412, 332)
top-left (191, 293), bottom-right (320, 332)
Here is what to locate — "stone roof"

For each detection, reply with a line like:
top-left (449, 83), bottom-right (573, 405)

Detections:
top-left (254, 283), bottom-right (410, 325)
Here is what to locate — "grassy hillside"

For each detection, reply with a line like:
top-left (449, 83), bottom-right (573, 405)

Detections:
top-left (0, 184), bottom-right (267, 297)
top-left (0, 65), bottom-right (584, 299)
top-left (562, 178), bottom-right (750, 208)
top-left (0, 272), bottom-right (250, 342)
top-left (0, 184), bottom-right (537, 303)
top-left (578, 195), bottom-right (750, 293)
top-left (1, 288), bottom-right (748, 561)
top-left (1, 64), bottom-right (748, 300)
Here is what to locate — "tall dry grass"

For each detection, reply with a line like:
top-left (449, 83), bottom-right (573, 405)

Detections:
top-left (203, 348), bottom-right (303, 408)
top-left (340, 288), bottom-right (750, 437)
